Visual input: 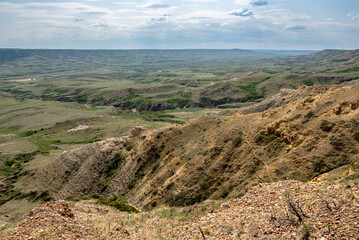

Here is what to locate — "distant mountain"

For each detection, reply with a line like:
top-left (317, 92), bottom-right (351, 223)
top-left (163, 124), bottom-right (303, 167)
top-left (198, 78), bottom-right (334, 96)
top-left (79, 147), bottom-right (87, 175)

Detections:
top-left (300, 49), bottom-right (359, 62)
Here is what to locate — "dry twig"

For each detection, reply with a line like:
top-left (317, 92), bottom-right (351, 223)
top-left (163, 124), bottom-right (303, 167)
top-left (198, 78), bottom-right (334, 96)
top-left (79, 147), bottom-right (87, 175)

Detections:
top-left (198, 226), bottom-right (206, 240)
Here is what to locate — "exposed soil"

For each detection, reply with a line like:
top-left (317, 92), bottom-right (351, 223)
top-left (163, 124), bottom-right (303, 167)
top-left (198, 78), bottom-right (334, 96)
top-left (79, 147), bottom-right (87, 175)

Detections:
top-left (3, 79), bottom-right (32, 82)
top-left (2, 180), bottom-right (358, 239)
top-left (67, 124), bottom-right (90, 132)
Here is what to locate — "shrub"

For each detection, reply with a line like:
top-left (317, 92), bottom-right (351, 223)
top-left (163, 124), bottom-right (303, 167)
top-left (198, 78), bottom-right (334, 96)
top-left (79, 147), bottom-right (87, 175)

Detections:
top-left (34, 190), bottom-right (52, 202)
top-left (125, 145), bottom-right (133, 151)
top-left (96, 199), bottom-right (139, 213)
top-left (151, 201), bottom-right (157, 207)
top-left (128, 179), bottom-right (136, 189)
top-left (313, 158), bottom-right (326, 173)
top-left (320, 120), bottom-right (335, 132)
top-left (18, 128), bottom-right (44, 137)
top-left (302, 79), bottom-right (314, 86)
top-left (219, 188), bottom-right (230, 199)
top-left (254, 132), bottom-right (277, 145)
top-left (104, 152), bottom-right (123, 176)
top-left (151, 159), bottom-right (162, 173)
top-left (166, 182), bottom-right (175, 190)
top-left (305, 111), bottom-right (314, 119)
top-left (329, 136), bottom-right (345, 150)
top-left (232, 131), bottom-right (243, 147)
top-left (353, 130), bottom-right (359, 141)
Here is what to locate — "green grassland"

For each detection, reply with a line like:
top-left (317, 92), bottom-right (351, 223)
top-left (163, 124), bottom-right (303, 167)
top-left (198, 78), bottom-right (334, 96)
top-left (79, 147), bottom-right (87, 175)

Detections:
top-left (1, 49), bottom-right (358, 112)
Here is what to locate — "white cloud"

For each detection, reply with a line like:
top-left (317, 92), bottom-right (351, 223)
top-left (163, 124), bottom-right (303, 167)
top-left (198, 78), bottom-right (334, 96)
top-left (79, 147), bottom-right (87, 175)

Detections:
top-left (0, 2), bottom-right (111, 16)
top-left (229, 8), bottom-right (254, 17)
top-left (285, 25), bottom-right (308, 31)
top-left (94, 23), bottom-right (108, 28)
top-left (234, 0), bottom-right (268, 6)
top-left (186, 0), bottom-right (216, 2)
top-left (114, 2), bottom-right (138, 4)
top-left (250, 0), bottom-right (268, 6)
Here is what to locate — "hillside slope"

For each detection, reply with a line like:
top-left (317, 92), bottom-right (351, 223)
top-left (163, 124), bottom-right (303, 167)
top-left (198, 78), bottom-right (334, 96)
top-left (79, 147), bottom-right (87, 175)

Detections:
top-left (22, 84), bottom-right (359, 209)
top-left (3, 180), bottom-right (359, 239)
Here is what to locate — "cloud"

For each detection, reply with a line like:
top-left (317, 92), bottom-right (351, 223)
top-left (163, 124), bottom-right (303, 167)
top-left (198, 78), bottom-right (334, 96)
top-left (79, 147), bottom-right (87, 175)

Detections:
top-left (83, 11), bottom-right (108, 15)
top-left (285, 25), bottom-right (308, 31)
top-left (145, 3), bottom-right (172, 9)
top-left (229, 8), bottom-right (254, 17)
top-left (94, 23), bottom-right (108, 28)
top-left (250, 0), bottom-right (268, 6)
top-left (186, 0), bottom-right (216, 2)
top-left (346, 12), bottom-right (359, 21)
top-left (151, 17), bottom-right (167, 22)
top-left (234, 0), bottom-right (268, 6)
top-left (0, 2), bottom-right (111, 16)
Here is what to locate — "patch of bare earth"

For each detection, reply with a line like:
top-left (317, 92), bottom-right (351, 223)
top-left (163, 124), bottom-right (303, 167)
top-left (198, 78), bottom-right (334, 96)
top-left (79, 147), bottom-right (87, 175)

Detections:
top-left (67, 124), bottom-right (90, 132)
top-left (4, 79), bottom-right (32, 82)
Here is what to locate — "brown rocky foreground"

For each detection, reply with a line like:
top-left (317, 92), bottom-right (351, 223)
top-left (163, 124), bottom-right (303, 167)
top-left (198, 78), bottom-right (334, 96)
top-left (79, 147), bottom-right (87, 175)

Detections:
top-left (3, 180), bottom-right (358, 239)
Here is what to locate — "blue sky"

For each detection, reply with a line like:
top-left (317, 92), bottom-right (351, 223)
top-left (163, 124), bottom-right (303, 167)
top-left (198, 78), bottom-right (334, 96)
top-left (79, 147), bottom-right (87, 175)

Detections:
top-left (0, 0), bottom-right (358, 49)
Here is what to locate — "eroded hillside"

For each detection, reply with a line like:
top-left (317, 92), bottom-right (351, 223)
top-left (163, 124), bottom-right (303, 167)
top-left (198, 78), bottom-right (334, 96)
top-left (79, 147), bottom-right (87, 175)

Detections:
top-left (21, 84), bottom-right (359, 209)
top-left (3, 180), bottom-right (359, 239)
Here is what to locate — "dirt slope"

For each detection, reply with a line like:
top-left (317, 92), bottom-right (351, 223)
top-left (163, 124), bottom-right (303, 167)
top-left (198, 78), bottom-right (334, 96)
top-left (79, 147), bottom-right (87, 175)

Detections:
top-left (23, 84), bottom-right (359, 209)
top-left (3, 180), bottom-right (359, 239)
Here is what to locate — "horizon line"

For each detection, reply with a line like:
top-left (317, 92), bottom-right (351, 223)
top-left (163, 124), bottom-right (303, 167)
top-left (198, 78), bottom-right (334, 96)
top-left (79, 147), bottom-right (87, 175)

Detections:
top-left (0, 48), bottom-right (325, 51)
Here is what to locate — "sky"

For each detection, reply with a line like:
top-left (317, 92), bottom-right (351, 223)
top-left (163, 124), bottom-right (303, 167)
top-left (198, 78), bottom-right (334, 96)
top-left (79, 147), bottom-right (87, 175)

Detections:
top-left (0, 0), bottom-right (358, 50)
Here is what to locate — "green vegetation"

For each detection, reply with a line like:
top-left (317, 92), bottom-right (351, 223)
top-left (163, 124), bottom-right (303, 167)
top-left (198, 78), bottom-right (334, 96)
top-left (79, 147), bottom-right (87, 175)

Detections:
top-left (232, 131), bottom-right (243, 147)
top-left (353, 130), bottom-right (359, 141)
top-left (302, 79), bottom-right (314, 86)
top-left (313, 158), bottom-right (327, 173)
top-left (165, 192), bottom-right (203, 207)
top-left (305, 111), bottom-right (315, 119)
top-left (238, 76), bottom-right (271, 100)
top-left (152, 159), bottom-right (162, 173)
top-left (96, 199), bottom-right (139, 213)
top-left (335, 66), bottom-right (359, 73)
top-left (104, 152), bottom-right (123, 176)
top-left (254, 132), bottom-right (278, 145)
top-left (18, 128), bottom-right (44, 137)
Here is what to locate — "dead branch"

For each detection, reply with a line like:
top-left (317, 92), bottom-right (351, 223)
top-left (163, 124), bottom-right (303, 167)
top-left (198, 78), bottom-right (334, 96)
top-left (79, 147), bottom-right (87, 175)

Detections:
top-left (316, 192), bottom-right (332, 211)
top-left (285, 192), bottom-right (309, 224)
top-left (198, 226), bottom-right (206, 240)
top-left (269, 203), bottom-right (277, 222)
